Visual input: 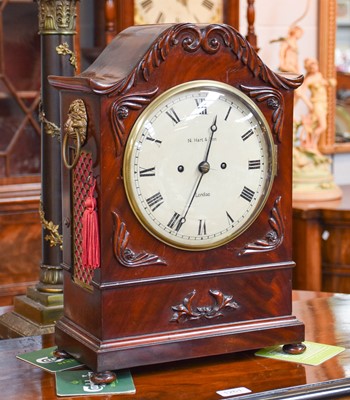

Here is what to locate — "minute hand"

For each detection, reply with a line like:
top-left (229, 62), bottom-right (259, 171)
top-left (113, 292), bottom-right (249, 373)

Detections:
top-left (203, 115), bottom-right (217, 162)
top-left (179, 116), bottom-right (218, 224)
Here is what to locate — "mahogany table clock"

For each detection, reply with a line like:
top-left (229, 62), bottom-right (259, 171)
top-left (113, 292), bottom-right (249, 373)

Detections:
top-left (49, 23), bottom-right (305, 381)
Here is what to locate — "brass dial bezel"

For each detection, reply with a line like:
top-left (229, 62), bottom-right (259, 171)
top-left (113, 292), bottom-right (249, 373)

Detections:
top-left (123, 80), bottom-right (277, 251)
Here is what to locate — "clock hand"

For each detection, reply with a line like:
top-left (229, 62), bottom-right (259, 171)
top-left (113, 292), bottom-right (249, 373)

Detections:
top-left (176, 117), bottom-right (218, 229)
top-left (203, 115), bottom-right (217, 163)
top-left (179, 171), bottom-right (204, 226)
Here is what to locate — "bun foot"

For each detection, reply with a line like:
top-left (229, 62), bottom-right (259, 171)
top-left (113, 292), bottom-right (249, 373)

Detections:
top-left (53, 349), bottom-right (72, 359)
top-left (90, 370), bottom-right (117, 385)
top-left (282, 342), bottom-right (306, 355)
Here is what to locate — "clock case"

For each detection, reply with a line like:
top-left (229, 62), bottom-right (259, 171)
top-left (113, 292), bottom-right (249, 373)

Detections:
top-left (49, 23), bottom-right (305, 373)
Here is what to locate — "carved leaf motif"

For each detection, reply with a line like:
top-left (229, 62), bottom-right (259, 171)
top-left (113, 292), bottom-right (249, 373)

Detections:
top-left (110, 88), bottom-right (158, 155)
top-left (140, 25), bottom-right (183, 81)
top-left (240, 85), bottom-right (284, 142)
top-left (112, 211), bottom-right (166, 268)
top-left (239, 196), bottom-right (284, 255)
top-left (171, 289), bottom-right (239, 323)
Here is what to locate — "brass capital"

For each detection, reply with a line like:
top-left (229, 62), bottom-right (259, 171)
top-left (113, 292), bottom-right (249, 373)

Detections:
top-left (37, 0), bottom-right (78, 35)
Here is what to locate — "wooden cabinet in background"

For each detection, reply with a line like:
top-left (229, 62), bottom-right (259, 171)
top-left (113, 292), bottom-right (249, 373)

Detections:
top-left (0, 184), bottom-right (41, 305)
top-left (293, 185), bottom-right (350, 294)
top-left (0, 1), bottom-right (41, 184)
top-left (0, 1), bottom-right (41, 305)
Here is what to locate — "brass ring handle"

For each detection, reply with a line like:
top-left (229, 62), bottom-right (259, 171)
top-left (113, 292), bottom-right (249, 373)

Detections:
top-left (62, 99), bottom-right (88, 170)
top-left (62, 131), bottom-right (82, 170)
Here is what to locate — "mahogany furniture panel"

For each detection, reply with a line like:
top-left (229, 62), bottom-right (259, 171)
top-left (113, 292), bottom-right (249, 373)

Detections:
top-left (293, 185), bottom-right (350, 293)
top-left (0, 184), bottom-right (41, 306)
top-left (0, 0), bottom-right (41, 305)
top-left (0, 1), bottom-right (41, 184)
top-left (0, 291), bottom-right (349, 399)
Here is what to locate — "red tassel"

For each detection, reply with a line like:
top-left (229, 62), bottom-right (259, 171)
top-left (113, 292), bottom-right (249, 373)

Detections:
top-left (82, 178), bottom-right (100, 269)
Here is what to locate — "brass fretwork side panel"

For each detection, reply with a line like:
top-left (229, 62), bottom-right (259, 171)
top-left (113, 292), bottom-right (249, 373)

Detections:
top-left (72, 151), bottom-right (94, 287)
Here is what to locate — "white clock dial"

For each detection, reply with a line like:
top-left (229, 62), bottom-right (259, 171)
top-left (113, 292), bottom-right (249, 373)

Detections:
top-left (124, 81), bottom-right (276, 250)
top-left (186, 0), bottom-right (223, 23)
top-left (134, 0), bottom-right (222, 24)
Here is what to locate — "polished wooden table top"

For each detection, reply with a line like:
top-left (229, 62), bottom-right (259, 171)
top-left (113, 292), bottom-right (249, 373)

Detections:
top-left (0, 291), bottom-right (349, 399)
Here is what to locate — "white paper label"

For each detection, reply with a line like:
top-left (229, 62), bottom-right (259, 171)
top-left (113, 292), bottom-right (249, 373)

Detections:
top-left (216, 387), bottom-right (252, 397)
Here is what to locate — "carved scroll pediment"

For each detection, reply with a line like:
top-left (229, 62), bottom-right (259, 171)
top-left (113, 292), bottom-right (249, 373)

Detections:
top-left (97, 23), bottom-right (303, 98)
top-left (108, 23), bottom-right (301, 155)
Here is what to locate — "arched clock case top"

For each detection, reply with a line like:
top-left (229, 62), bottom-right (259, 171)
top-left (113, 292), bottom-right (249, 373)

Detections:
top-left (107, 23), bottom-right (300, 155)
top-left (49, 23), bottom-right (305, 376)
top-left (95, 23), bottom-right (303, 97)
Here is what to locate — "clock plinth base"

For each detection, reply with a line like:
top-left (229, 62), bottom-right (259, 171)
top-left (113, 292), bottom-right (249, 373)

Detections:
top-left (55, 315), bottom-right (304, 373)
top-left (55, 262), bottom-right (304, 373)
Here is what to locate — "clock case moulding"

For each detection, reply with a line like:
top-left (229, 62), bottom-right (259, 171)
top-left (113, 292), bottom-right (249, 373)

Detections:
top-left (49, 23), bottom-right (305, 373)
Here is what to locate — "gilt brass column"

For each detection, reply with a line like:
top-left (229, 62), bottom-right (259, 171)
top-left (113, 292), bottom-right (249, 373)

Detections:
top-left (37, 0), bottom-right (78, 293)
